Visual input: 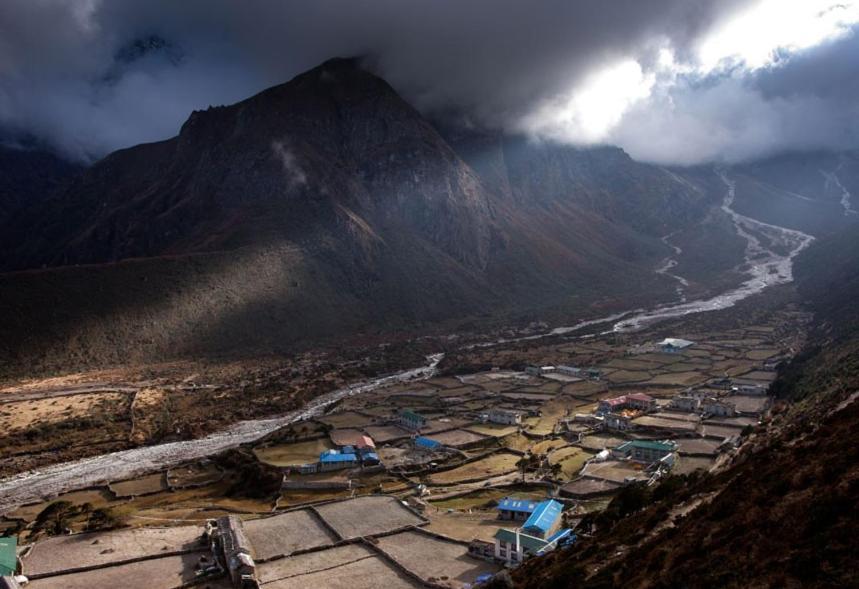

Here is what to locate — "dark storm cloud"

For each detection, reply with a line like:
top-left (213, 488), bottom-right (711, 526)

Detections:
top-left (756, 29), bottom-right (859, 103)
top-left (5, 0), bottom-right (858, 165)
top-left (0, 0), bottom-right (754, 161)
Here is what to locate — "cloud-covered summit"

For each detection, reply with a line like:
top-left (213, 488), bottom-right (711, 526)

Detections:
top-left (0, 0), bottom-right (857, 165)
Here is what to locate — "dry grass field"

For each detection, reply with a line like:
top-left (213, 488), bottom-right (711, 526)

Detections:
top-left (166, 462), bottom-right (223, 488)
top-left (579, 434), bottom-right (627, 451)
top-left (21, 525), bottom-right (205, 577)
top-left (646, 371), bottom-right (709, 386)
top-left (244, 509), bottom-right (337, 559)
top-left (524, 399), bottom-right (577, 435)
top-left (254, 438), bottom-right (333, 467)
top-left (675, 438), bottom-right (723, 455)
top-left (581, 460), bottom-right (649, 484)
top-left (0, 392), bottom-right (129, 433)
top-left (363, 424), bottom-right (411, 442)
top-left (604, 370), bottom-right (653, 383)
top-left (128, 388), bottom-right (169, 444)
top-left (277, 488), bottom-right (349, 508)
top-left (424, 509), bottom-right (505, 543)
top-left (530, 436), bottom-right (565, 452)
top-left (632, 415), bottom-right (699, 433)
top-left (256, 544), bottom-right (421, 589)
top-left (317, 411), bottom-right (376, 428)
top-left (428, 453), bottom-right (520, 485)
top-left (423, 429), bottom-right (487, 447)
top-left (109, 472), bottom-right (167, 497)
top-left (466, 423), bottom-right (519, 437)
top-left (314, 496), bottom-right (424, 539)
top-left (603, 358), bottom-right (663, 370)
top-left (27, 551), bottom-right (213, 589)
top-left (548, 446), bottom-right (594, 478)
top-left (428, 486), bottom-right (547, 510)
top-left (375, 530), bottom-right (499, 586)
top-left (673, 455), bottom-right (716, 474)
top-left (723, 395), bottom-right (771, 413)
top-left (746, 349), bottom-right (779, 360)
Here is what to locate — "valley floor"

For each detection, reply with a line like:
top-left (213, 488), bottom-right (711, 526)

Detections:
top-left (0, 285), bottom-right (810, 589)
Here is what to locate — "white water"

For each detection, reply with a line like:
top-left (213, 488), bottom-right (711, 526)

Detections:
top-left (0, 354), bottom-right (443, 514)
top-left (821, 165), bottom-right (858, 216)
top-left (611, 171), bottom-right (814, 331)
top-left (655, 230), bottom-right (689, 302)
top-left (468, 169), bottom-right (815, 344)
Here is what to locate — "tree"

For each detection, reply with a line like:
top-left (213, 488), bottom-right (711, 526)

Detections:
top-left (33, 501), bottom-right (75, 537)
top-left (86, 508), bottom-right (121, 531)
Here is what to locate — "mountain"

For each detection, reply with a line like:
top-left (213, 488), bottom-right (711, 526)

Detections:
top-left (6, 58), bottom-right (853, 376)
top-left (729, 150), bottom-right (859, 235)
top-left (435, 121), bottom-right (710, 235)
top-left (0, 58), bottom-right (731, 375)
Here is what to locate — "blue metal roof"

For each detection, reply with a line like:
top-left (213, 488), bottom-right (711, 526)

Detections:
top-left (320, 451), bottom-right (358, 463)
top-left (496, 497), bottom-right (540, 514)
top-left (415, 436), bottom-right (442, 449)
top-left (545, 528), bottom-right (573, 545)
top-left (363, 452), bottom-right (380, 461)
top-left (523, 499), bottom-right (562, 534)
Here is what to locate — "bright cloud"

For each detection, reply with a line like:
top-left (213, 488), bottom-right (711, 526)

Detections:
top-left (522, 60), bottom-right (655, 143)
top-left (524, 0), bottom-right (859, 164)
top-left (696, 0), bottom-right (859, 71)
top-left (2, 0), bottom-right (859, 165)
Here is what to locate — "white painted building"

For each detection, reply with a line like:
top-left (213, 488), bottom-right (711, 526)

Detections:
top-left (701, 397), bottom-right (736, 417)
top-left (605, 413), bottom-right (633, 431)
top-left (657, 338), bottom-right (695, 353)
top-left (669, 395), bottom-right (700, 412)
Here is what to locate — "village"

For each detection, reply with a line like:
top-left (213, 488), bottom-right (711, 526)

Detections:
top-left (0, 307), bottom-right (804, 589)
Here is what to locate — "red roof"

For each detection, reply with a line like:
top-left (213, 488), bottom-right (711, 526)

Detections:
top-left (330, 429), bottom-right (375, 447)
top-left (357, 435), bottom-right (376, 449)
top-left (603, 396), bottom-right (627, 406)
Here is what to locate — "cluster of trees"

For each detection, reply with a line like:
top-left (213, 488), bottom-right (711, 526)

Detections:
top-left (31, 501), bottom-right (122, 538)
top-left (214, 448), bottom-right (283, 499)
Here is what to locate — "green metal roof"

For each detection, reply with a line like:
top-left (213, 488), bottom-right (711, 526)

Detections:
top-left (494, 528), bottom-right (549, 553)
top-left (0, 537), bottom-right (16, 576)
top-left (400, 409), bottom-right (425, 421)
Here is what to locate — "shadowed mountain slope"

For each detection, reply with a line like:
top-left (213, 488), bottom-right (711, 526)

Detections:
top-left (0, 58), bottom-right (725, 375)
top-left (0, 141), bottom-right (82, 226)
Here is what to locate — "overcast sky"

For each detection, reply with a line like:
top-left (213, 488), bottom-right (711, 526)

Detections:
top-left (1, 0), bottom-right (858, 165)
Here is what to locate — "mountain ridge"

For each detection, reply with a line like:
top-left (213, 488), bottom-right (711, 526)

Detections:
top-left (0, 57), bottom-right (816, 376)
